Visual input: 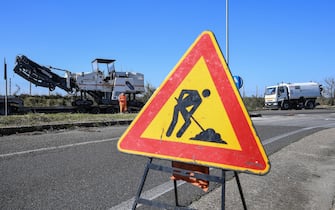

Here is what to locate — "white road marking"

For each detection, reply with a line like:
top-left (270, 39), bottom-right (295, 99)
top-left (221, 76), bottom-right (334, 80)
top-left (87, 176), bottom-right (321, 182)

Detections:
top-left (2, 121), bottom-right (335, 209)
top-left (109, 180), bottom-right (186, 210)
top-left (263, 123), bottom-right (335, 145)
top-left (0, 137), bottom-right (119, 158)
top-left (109, 122), bottom-right (335, 209)
top-left (263, 127), bottom-right (315, 145)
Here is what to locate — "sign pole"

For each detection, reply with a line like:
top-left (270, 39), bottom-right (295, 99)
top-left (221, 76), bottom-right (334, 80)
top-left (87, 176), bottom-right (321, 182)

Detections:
top-left (226, 2), bottom-right (246, 209)
top-left (221, 0), bottom-right (228, 209)
top-left (226, 0), bottom-right (229, 64)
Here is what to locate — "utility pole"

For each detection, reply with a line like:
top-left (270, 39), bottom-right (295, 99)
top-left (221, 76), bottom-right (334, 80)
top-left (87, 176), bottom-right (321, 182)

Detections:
top-left (4, 58), bottom-right (8, 116)
top-left (226, 0), bottom-right (229, 65)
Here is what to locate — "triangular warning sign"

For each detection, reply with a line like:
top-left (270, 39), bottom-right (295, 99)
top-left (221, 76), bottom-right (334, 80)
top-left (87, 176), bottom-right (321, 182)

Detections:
top-left (118, 31), bottom-right (270, 175)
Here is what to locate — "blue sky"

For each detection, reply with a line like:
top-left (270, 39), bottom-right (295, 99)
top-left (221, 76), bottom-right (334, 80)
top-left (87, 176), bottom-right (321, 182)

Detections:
top-left (1, 0), bottom-right (334, 96)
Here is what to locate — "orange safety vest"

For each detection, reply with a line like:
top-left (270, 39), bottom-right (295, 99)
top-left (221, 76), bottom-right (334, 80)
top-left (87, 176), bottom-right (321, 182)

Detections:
top-left (118, 94), bottom-right (127, 113)
top-left (118, 94), bottom-right (127, 105)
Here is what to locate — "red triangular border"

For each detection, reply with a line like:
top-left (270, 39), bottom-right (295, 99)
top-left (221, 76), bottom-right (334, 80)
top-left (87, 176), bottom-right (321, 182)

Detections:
top-left (118, 31), bottom-right (270, 175)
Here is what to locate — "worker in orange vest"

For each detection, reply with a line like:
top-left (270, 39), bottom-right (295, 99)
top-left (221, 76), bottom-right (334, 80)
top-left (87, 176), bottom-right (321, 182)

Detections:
top-left (118, 92), bottom-right (127, 113)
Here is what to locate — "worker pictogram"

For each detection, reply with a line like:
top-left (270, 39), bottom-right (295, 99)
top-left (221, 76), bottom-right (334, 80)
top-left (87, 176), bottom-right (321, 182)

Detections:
top-left (166, 89), bottom-right (207, 138)
top-left (118, 31), bottom-right (270, 175)
top-left (165, 88), bottom-right (227, 144)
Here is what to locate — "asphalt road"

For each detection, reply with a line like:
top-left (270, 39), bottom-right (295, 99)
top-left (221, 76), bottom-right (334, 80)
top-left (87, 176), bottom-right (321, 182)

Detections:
top-left (0, 110), bottom-right (335, 209)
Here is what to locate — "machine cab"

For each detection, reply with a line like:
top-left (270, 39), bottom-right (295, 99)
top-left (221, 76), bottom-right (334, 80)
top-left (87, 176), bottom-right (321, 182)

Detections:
top-left (91, 58), bottom-right (116, 77)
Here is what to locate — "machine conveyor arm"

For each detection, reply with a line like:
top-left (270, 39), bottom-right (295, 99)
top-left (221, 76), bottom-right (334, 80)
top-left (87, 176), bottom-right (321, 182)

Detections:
top-left (13, 55), bottom-right (77, 92)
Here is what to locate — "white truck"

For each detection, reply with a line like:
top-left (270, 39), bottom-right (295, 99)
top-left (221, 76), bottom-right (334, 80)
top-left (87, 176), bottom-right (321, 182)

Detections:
top-left (264, 82), bottom-right (323, 110)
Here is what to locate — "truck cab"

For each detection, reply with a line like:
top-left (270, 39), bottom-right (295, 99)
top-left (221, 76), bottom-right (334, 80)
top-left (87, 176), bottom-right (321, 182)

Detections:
top-left (265, 85), bottom-right (292, 109)
top-left (265, 86), bottom-right (283, 109)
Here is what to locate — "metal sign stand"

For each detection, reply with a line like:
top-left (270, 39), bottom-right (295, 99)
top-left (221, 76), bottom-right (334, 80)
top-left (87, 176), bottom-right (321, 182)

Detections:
top-left (132, 158), bottom-right (247, 210)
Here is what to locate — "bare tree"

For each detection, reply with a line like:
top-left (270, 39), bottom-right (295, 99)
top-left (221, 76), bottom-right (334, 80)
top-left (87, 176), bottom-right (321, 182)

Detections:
top-left (324, 77), bottom-right (335, 106)
top-left (13, 84), bottom-right (21, 96)
top-left (141, 82), bottom-right (156, 103)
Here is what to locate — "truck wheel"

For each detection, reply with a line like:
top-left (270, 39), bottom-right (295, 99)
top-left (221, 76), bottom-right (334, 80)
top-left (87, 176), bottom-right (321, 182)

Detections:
top-left (305, 101), bottom-right (315, 109)
top-left (281, 101), bottom-right (290, 110)
top-left (49, 84), bottom-right (55, 91)
top-left (106, 107), bottom-right (115, 114)
top-left (91, 107), bottom-right (100, 114)
top-left (77, 107), bottom-right (86, 113)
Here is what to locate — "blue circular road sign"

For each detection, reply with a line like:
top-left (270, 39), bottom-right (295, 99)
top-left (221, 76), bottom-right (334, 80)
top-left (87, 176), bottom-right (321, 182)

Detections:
top-left (233, 75), bottom-right (243, 89)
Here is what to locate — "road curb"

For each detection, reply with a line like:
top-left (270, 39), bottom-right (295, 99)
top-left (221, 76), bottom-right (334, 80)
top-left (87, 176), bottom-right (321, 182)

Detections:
top-left (0, 120), bottom-right (133, 136)
top-left (0, 112), bottom-right (261, 136)
top-left (249, 112), bottom-right (262, 117)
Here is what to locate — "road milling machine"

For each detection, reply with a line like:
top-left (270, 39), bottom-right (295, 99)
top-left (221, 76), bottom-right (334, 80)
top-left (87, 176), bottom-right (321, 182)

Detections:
top-left (13, 55), bottom-right (145, 113)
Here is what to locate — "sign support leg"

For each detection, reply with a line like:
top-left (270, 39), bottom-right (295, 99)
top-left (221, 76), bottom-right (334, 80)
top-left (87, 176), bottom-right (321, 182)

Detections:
top-left (132, 158), bottom-right (152, 210)
top-left (131, 159), bottom-right (248, 210)
top-left (234, 171), bottom-right (247, 210)
top-left (221, 169), bottom-right (226, 210)
top-left (174, 179), bottom-right (180, 206)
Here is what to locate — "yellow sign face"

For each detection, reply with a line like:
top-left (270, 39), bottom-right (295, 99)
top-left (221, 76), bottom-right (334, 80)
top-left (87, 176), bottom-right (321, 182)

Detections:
top-left (141, 57), bottom-right (241, 150)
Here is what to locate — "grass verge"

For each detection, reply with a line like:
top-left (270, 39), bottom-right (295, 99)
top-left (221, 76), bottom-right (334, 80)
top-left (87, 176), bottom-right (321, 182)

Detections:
top-left (0, 113), bottom-right (137, 128)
